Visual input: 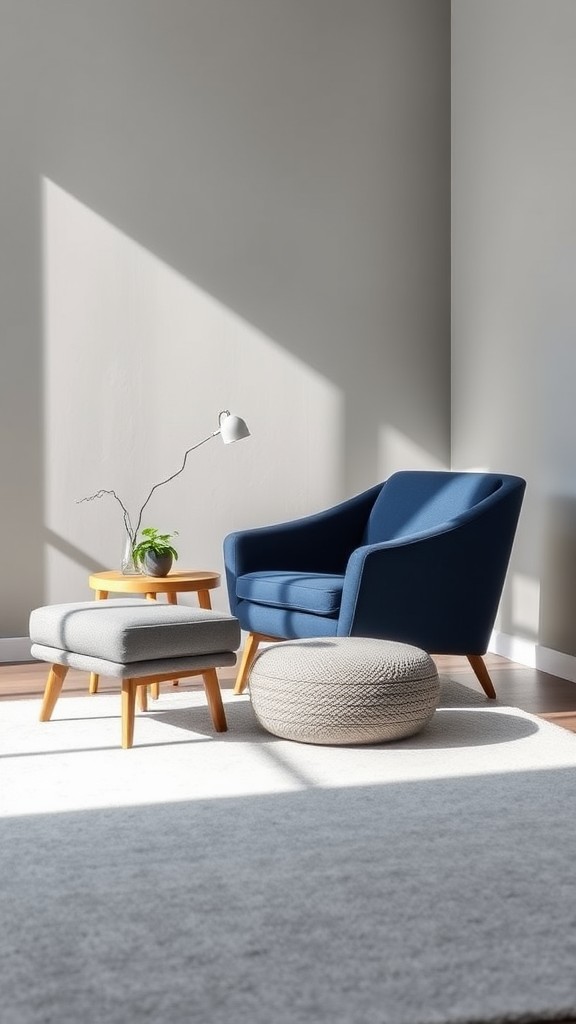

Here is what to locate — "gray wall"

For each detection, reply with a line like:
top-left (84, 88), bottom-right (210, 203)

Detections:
top-left (452, 0), bottom-right (576, 655)
top-left (0, 0), bottom-right (450, 638)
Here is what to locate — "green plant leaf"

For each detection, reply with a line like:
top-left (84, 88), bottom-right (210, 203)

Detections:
top-left (132, 525), bottom-right (179, 562)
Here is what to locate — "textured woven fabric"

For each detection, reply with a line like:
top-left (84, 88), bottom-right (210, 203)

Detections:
top-left (29, 599), bottom-right (240, 663)
top-left (248, 637), bottom-right (439, 745)
top-left (31, 643), bottom-right (237, 679)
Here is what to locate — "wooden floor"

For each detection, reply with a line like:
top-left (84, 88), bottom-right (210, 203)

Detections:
top-left (434, 652), bottom-right (576, 732)
top-left (1, 651), bottom-right (576, 731)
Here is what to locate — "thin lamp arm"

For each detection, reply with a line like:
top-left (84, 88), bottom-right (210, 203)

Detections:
top-left (132, 429), bottom-right (219, 542)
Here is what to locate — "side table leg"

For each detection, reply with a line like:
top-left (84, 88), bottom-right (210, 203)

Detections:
top-left (145, 593), bottom-right (161, 699)
top-left (89, 590), bottom-right (109, 695)
top-left (197, 589), bottom-right (212, 610)
top-left (166, 591), bottom-right (179, 686)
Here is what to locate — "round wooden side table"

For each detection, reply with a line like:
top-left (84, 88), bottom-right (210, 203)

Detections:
top-left (87, 569), bottom-right (221, 695)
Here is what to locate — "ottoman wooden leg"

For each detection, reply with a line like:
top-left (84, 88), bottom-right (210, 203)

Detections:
top-left (39, 664), bottom-right (69, 722)
top-left (121, 678), bottom-right (138, 749)
top-left (202, 669), bottom-right (228, 732)
top-left (137, 683), bottom-right (148, 712)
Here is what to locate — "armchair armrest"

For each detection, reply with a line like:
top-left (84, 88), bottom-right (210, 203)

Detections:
top-left (338, 482), bottom-right (524, 654)
top-left (224, 483), bottom-right (383, 579)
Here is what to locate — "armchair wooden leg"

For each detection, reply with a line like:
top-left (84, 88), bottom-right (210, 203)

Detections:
top-left (39, 664), bottom-right (69, 721)
top-left (233, 632), bottom-right (262, 695)
top-left (467, 655), bottom-right (497, 700)
top-left (202, 669), bottom-right (228, 732)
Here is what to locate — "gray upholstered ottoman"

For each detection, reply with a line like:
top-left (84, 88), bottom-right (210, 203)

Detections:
top-left (248, 637), bottom-right (440, 745)
top-left (29, 599), bottom-right (240, 748)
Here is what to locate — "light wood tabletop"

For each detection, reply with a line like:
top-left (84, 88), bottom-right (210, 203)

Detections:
top-left (88, 569), bottom-right (220, 602)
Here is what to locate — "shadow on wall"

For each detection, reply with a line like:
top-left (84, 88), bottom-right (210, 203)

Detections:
top-left (34, 0), bottom-right (450, 493)
top-left (539, 494), bottom-right (576, 658)
top-left (1, 0), bottom-right (451, 633)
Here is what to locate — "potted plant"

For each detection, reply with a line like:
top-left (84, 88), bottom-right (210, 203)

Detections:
top-left (132, 527), bottom-right (179, 577)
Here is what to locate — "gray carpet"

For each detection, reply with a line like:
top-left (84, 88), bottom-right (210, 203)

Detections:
top-left (1, 678), bottom-right (576, 1023)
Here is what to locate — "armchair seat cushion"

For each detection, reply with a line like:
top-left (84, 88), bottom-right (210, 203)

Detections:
top-left (236, 571), bottom-right (344, 617)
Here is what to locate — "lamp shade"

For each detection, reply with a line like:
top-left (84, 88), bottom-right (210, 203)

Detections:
top-left (219, 411), bottom-right (251, 444)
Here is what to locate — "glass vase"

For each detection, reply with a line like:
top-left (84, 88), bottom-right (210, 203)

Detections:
top-left (121, 535), bottom-right (140, 575)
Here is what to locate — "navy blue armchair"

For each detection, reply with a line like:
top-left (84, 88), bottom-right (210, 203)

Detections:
top-left (224, 470), bottom-right (526, 697)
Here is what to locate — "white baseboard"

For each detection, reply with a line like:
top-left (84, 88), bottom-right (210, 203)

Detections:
top-left (489, 631), bottom-right (576, 685)
top-left (0, 637), bottom-right (32, 663)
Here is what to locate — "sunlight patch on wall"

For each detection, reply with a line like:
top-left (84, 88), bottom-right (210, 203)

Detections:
top-left (511, 572), bottom-right (540, 639)
top-left (42, 178), bottom-right (343, 605)
top-left (378, 425), bottom-right (447, 478)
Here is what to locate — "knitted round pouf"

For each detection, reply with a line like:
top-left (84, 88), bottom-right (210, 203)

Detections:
top-left (248, 637), bottom-right (440, 745)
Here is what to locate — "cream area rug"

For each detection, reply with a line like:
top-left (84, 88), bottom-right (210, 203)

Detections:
top-left (1, 678), bottom-right (576, 1024)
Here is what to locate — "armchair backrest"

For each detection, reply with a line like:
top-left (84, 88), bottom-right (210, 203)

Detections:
top-left (362, 471), bottom-right (504, 544)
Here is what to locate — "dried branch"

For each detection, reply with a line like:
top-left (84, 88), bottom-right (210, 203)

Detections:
top-left (76, 488), bottom-right (135, 544)
top-left (131, 432), bottom-right (216, 541)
